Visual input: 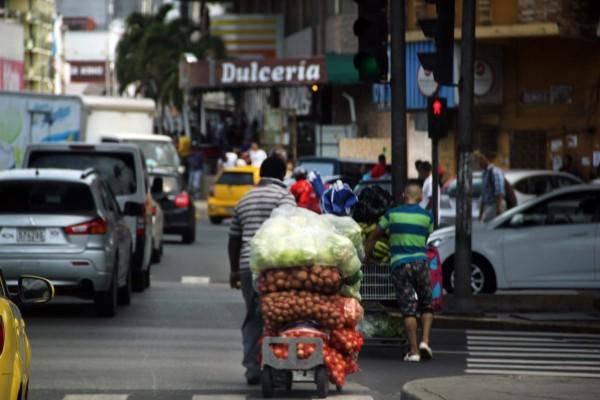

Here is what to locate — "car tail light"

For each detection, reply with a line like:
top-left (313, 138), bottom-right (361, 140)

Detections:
top-left (65, 218), bottom-right (107, 235)
top-left (136, 215), bottom-right (145, 236)
top-left (175, 192), bottom-right (190, 208)
top-left (0, 317), bottom-right (4, 356)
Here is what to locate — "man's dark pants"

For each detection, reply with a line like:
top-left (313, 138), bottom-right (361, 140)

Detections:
top-left (240, 269), bottom-right (262, 379)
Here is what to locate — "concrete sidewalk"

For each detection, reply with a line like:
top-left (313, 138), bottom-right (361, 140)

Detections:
top-left (401, 375), bottom-right (600, 400)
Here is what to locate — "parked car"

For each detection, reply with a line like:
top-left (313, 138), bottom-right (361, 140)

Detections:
top-left (440, 170), bottom-right (583, 226)
top-left (23, 143), bottom-right (153, 292)
top-left (99, 133), bottom-right (182, 174)
top-left (0, 169), bottom-right (135, 316)
top-left (150, 171), bottom-right (196, 243)
top-left (354, 179), bottom-right (392, 196)
top-left (429, 184), bottom-right (600, 294)
top-left (207, 166), bottom-right (260, 224)
top-left (0, 271), bottom-right (54, 400)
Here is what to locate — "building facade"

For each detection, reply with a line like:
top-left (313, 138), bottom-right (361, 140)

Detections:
top-left (2, 0), bottom-right (56, 93)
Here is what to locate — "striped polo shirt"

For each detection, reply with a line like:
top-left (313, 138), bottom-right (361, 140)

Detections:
top-left (378, 203), bottom-right (434, 269)
top-left (229, 177), bottom-right (296, 270)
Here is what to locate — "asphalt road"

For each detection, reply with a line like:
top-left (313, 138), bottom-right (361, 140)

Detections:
top-left (22, 218), bottom-right (599, 400)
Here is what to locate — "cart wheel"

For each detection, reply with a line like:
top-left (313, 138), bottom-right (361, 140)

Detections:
top-left (285, 371), bottom-right (293, 392)
top-left (315, 366), bottom-right (329, 399)
top-left (261, 366), bottom-right (274, 398)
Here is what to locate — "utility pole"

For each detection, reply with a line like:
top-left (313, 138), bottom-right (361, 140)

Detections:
top-left (390, 0), bottom-right (407, 203)
top-left (454, 0), bottom-right (476, 299)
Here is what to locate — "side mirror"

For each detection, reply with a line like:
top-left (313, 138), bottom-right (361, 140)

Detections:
top-left (509, 213), bottom-right (524, 227)
top-left (18, 276), bottom-right (54, 304)
top-left (151, 177), bottom-right (164, 195)
top-left (123, 201), bottom-right (141, 216)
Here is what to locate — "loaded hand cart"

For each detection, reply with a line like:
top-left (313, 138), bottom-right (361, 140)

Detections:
top-left (261, 336), bottom-right (332, 399)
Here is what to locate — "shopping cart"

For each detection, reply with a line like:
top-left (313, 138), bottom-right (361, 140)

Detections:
top-left (261, 336), bottom-right (333, 398)
top-left (359, 263), bottom-right (395, 301)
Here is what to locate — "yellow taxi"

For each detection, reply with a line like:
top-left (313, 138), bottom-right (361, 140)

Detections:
top-left (0, 271), bottom-right (54, 400)
top-left (208, 166), bottom-right (260, 224)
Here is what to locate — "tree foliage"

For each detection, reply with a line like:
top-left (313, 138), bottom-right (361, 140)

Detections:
top-left (116, 4), bottom-right (225, 110)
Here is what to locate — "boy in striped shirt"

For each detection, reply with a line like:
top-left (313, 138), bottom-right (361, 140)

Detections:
top-left (366, 184), bottom-right (434, 362)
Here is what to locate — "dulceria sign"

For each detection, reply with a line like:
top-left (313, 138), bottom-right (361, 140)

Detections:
top-left (180, 57), bottom-right (328, 89)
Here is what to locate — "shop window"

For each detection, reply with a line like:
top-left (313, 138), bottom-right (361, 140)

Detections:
top-left (510, 131), bottom-right (547, 169)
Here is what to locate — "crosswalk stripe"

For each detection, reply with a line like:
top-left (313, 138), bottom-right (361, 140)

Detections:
top-left (467, 345), bottom-right (600, 353)
top-left (466, 330), bottom-right (600, 339)
top-left (467, 340), bottom-right (600, 348)
top-left (467, 363), bottom-right (600, 371)
top-left (465, 369), bottom-right (600, 379)
top-left (181, 276), bottom-right (211, 284)
top-left (63, 396), bottom-right (129, 400)
top-left (191, 396), bottom-right (373, 400)
top-left (468, 351), bottom-right (600, 359)
top-left (467, 335), bottom-right (600, 343)
top-left (467, 358), bottom-right (600, 366)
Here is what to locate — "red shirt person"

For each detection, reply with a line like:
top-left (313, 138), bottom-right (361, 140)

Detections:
top-left (290, 168), bottom-right (321, 213)
top-left (370, 154), bottom-right (387, 179)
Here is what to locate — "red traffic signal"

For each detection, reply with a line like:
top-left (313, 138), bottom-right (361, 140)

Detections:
top-left (432, 98), bottom-right (443, 116)
top-left (427, 97), bottom-right (448, 139)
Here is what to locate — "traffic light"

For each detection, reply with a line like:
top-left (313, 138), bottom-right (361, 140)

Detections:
top-left (353, 0), bottom-right (388, 83)
top-left (417, 0), bottom-right (455, 85)
top-left (427, 96), bottom-right (448, 139)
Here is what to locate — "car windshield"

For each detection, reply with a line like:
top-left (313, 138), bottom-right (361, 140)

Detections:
top-left (126, 140), bottom-right (179, 170)
top-left (28, 152), bottom-right (137, 196)
top-left (0, 180), bottom-right (95, 214)
top-left (218, 172), bottom-right (254, 185)
top-left (151, 175), bottom-right (180, 193)
top-left (300, 162), bottom-right (335, 177)
top-left (354, 180), bottom-right (392, 196)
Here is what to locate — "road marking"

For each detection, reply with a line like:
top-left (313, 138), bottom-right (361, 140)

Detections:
top-left (467, 340), bottom-right (600, 348)
top-left (468, 351), bottom-right (600, 359)
top-left (467, 358), bottom-right (600, 366)
top-left (465, 369), bottom-right (600, 379)
top-left (63, 396), bottom-right (129, 400)
top-left (467, 335), bottom-right (600, 343)
top-left (192, 396), bottom-right (373, 400)
top-left (468, 363), bottom-right (600, 371)
top-left (181, 276), bottom-right (211, 284)
top-left (467, 345), bottom-right (600, 353)
top-left (466, 330), bottom-right (600, 339)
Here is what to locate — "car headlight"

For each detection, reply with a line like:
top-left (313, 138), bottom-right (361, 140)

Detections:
top-left (429, 238), bottom-right (444, 248)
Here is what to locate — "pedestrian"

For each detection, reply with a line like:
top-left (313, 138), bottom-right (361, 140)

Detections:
top-left (249, 142), bottom-right (267, 167)
top-left (560, 154), bottom-right (582, 179)
top-left (365, 184), bottom-right (434, 362)
top-left (187, 147), bottom-right (203, 199)
top-left (474, 150), bottom-right (507, 222)
top-left (370, 154), bottom-right (387, 180)
top-left (419, 162), bottom-right (440, 224)
top-left (228, 155), bottom-right (296, 385)
top-left (290, 167), bottom-right (321, 213)
top-left (415, 160), bottom-right (425, 185)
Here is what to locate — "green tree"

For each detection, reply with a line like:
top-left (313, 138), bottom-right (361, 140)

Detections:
top-left (116, 4), bottom-right (225, 129)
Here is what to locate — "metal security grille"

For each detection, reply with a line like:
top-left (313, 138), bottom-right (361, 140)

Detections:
top-left (360, 263), bottom-right (396, 301)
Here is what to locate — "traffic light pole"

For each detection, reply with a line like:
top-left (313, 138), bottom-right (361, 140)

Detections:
top-left (432, 136), bottom-right (439, 229)
top-left (455, 0), bottom-right (476, 300)
top-left (390, 0), bottom-right (407, 203)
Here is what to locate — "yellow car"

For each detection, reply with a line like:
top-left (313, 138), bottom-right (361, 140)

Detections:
top-left (0, 272), bottom-right (54, 400)
top-left (208, 166), bottom-right (260, 224)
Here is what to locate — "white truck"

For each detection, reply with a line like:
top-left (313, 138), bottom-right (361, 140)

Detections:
top-left (0, 91), bottom-right (155, 169)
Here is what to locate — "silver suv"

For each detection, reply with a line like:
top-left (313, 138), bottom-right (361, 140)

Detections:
top-left (0, 168), bottom-right (135, 317)
top-left (23, 143), bottom-right (153, 292)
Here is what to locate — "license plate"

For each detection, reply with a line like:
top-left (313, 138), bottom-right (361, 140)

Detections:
top-left (17, 229), bottom-right (46, 243)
